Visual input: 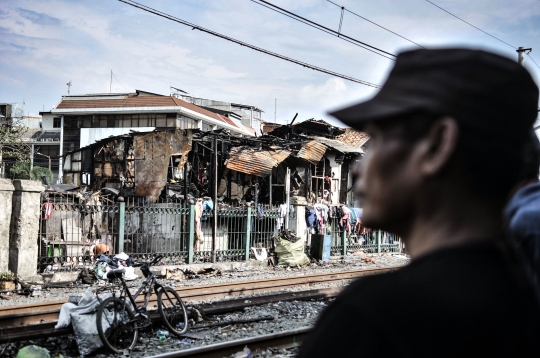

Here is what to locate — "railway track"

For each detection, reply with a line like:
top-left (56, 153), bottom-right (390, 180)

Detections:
top-left (147, 327), bottom-right (311, 358)
top-left (0, 266), bottom-right (397, 344)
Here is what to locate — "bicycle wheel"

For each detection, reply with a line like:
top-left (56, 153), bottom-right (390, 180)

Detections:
top-left (157, 286), bottom-right (189, 336)
top-left (96, 297), bottom-right (138, 353)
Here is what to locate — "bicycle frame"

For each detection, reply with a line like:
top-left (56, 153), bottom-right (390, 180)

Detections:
top-left (112, 269), bottom-right (165, 312)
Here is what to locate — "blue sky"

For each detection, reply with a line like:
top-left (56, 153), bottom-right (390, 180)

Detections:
top-left (1, 0), bottom-right (539, 126)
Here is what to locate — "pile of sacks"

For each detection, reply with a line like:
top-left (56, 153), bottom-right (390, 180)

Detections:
top-left (274, 230), bottom-right (310, 267)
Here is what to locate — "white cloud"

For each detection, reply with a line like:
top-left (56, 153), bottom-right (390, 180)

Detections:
top-left (0, 0), bottom-right (539, 119)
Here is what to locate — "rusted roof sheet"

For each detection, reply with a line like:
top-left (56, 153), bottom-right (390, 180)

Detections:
top-left (335, 128), bottom-right (369, 148)
top-left (226, 148), bottom-right (290, 177)
top-left (307, 136), bottom-right (364, 154)
top-left (296, 141), bottom-right (326, 164)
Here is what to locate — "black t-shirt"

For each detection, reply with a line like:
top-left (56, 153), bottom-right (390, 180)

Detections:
top-left (298, 243), bottom-right (540, 357)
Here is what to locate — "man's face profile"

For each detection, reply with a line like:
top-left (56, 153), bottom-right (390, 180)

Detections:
top-left (353, 120), bottom-right (422, 233)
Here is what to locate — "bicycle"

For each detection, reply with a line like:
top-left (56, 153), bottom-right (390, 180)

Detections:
top-left (96, 254), bottom-right (189, 354)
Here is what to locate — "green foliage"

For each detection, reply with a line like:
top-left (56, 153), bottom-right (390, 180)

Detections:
top-left (9, 161), bottom-right (30, 179)
top-left (31, 166), bottom-right (53, 185)
top-left (0, 270), bottom-right (15, 282)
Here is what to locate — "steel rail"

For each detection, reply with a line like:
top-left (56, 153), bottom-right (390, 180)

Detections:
top-left (0, 266), bottom-right (397, 343)
top-left (147, 327), bottom-right (311, 358)
top-left (0, 286), bottom-right (342, 343)
top-left (0, 266), bottom-right (394, 327)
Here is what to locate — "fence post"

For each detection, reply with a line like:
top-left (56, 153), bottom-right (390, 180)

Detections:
top-left (9, 180), bottom-right (44, 279)
top-left (377, 230), bottom-right (381, 253)
top-left (341, 229), bottom-right (347, 257)
top-left (245, 203), bottom-right (252, 261)
top-left (188, 200), bottom-right (195, 264)
top-left (0, 179), bottom-right (14, 273)
top-left (117, 196), bottom-right (125, 254)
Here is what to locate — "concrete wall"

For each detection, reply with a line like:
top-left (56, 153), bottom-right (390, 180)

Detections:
top-left (41, 113), bottom-right (56, 130)
top-left (9, 180), bottom-right (44, 278)
top-left (0, 179), bottom-right (14, 272)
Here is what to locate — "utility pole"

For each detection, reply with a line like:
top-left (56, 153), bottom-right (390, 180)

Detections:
top-left (274, 98), bottom-right (277, 125)
top-left (66, 81), bottom-right (72, 95)
top-left (110, 70), bottom-right (113, 93)
top-left (517, 47), bottom-right (532, 67)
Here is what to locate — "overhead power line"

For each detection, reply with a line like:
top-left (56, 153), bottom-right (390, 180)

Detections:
top-left (250, 0), bottom-right (396, 60)
top-left (326, 0), bottom-right (426, 49)
top-left (117, 0), bottom-right (381, 88)
top-left (424, 0), bottom-right (515, 49)
top-left (528, 54), bottom-right (540, 71)
top-left (424, 1), bottom-right (540, 73)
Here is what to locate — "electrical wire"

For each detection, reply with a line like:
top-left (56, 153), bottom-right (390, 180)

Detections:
top-left (527, 54), bottom-right (540, 71)
top-left (327, 0), bottom-right (426, 49)
top-left (424, 0), bottom-right (540, 112)
top-left (424, 0), bottom-right (516, 49)
top-left (112, 71), bottom-right (130, 91)
top-left (250, 0), bottom-right (396, 60)
top-left (117, 0), bottom-right (382, 88)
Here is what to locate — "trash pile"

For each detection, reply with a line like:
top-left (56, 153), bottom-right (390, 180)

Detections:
top-left (165, 267), bottom-right (222, 281)
top-left (78, 252), bottom-right (138, 284)
top-left (55, 288), bottom-right (118, 357)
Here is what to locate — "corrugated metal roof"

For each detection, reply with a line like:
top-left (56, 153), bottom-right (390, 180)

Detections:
top-left (226, 147), bottom-right (290, 177)
top-left (296, 141), bottom-right (327, 164)
top-left (307, 136), bottom-right (364, 154)
top-left (335, 128), bottom-right (369, 148)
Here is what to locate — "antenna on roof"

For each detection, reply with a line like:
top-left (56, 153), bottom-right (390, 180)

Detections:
top-left (170, 86), bottom-right (189, 98)
top-left (66, 81), bottom-right (72, 95)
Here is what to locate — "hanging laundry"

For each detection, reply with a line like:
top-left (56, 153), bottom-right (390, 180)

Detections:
top-left (341, 206), bottom-right (352, 234)
top-left (276, 203), bottom-right (288, 230)
top-left (194, 200), bottom-right (204, 249)
top-left (43, 202), bottom-right (53, 220)
top-left (201, 198), bottom-right (213, 221)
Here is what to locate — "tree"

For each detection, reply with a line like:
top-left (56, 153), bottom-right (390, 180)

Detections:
top-left (31, 166), bottom-right (53, 185)
top-left (0, 103), bottom-right (31, 173)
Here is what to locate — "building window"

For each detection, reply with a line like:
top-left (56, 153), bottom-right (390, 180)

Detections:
top-left (53, 117), bottom-right (61, 128)
top-left (178, 115), bottom-right (197, 129)
top-left (201, 122), bottom-right (213, 132)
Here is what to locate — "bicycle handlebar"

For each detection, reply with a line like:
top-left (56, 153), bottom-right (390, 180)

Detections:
top-left (151, 255), bottom-right (164, 265)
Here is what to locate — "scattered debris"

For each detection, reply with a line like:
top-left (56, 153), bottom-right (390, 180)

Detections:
top-left (363, 257), bottom-right (376, 264)
top-left (166, 268), bottom-right (222, 280)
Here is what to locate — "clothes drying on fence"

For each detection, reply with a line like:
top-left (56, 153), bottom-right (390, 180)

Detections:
top-left (201, 198), bottom-right (213, 221)
top-left (349, 208), bottom-right (358, 224)
top-left (276, 203), bottom-right (288, 230)
top-left (194, 200), bottom-right (204, 247)
top-left (340, 206), bottom-right (352, 234)
top-left (313, 203), bottom-right (329, 234)
top-left (306, 207), bottom-right (318, 229)
top-left (43, 202), bottom-right (53, 220)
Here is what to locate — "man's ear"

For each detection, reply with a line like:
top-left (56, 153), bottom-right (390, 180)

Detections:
top-left (418, 117), bottom-right (459, 176)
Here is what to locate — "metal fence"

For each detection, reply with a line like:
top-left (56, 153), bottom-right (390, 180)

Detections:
top-left (38, 192), bottom-right (119, 272)
top-left (37, 193), bottom-right (401, 272)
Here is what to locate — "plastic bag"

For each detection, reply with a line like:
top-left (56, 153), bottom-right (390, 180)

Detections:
top-left (274, 236), bottom-right (310, 267)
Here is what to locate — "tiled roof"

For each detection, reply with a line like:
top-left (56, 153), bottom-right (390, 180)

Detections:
top-left (171, 97), bottom-right (228, 123)
top-left (335, 128), bottom-right (369, 148)
top-left (55, 95), bottom-right (178, 109)
top-left (55, 95), bottom-right (232, 125)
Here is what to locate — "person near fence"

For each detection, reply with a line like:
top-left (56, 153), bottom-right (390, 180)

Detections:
top-left (298, 48), bottom-right (540, 357)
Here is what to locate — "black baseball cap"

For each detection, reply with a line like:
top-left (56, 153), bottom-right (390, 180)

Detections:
top-left (329, 48), bottom-right (539, 140)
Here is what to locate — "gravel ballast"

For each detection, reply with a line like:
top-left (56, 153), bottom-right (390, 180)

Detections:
top-left (0, 254), bottom-right (408, 307)
top-left (0, 254), bottom-right (409, 357)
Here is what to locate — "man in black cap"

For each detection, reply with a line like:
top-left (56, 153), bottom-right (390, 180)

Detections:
top-left (297, 48), bottom-right (540, 357)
